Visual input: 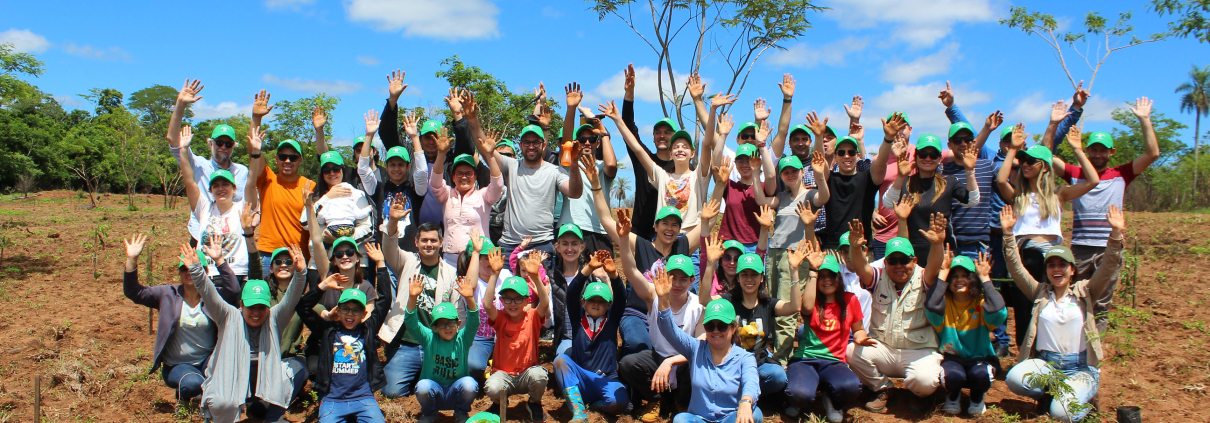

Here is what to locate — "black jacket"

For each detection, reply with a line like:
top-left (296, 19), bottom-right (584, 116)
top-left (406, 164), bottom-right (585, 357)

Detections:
top-left (296, 266), bottom-right (393, 398)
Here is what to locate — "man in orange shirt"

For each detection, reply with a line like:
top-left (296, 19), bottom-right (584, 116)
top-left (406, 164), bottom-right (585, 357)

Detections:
top-left (248, 90), bottom-right (313, 277)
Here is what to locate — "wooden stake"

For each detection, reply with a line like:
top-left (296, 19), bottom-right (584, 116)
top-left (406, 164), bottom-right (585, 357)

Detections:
top-left (498, 392), bottom-right (507, 422)
top-left (34, 376), bottom-right (41, 423)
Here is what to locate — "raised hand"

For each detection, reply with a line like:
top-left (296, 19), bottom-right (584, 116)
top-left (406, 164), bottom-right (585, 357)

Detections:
top-left (847, 219), bottom-right (867, 247)
top-left (408, 274), bottom-right (425, 298)
top-left (565, 82), bottom-right (583, 109)
top-left (365, 242), bottom-right (384, 264)
top-left (179, 126), bottom-right (195, 149)
top-left (253, 90), bottom-right (274, 117)
top-left (536, 104), bottom-right (553, 128)
top-left (602, 253), bottom-right (617, 275)
top-left (476, 128), bottom-right (502, 157)
top-left (849, 122), bottom-right (865, 141)
top-left (920, 213), bottom-right (948, 245)
top-left (938, 246), bottom-right (954, 281)
top-left (588, 249), bottom-right (605, 269)
top-left (624, 63), bottom-right (636, 95)
top-left (312, 105), bottom-right (327, 129)
top-left (687, 73), bottom-right (705, 99)
top-left (652, 266), bottom-right (672, 298)
top-left (456, 276), bottom-right (476, 300)
top-left (844, 94), bottom-right (863, 121)
top-left (365, 110), bottom-right (380, 136)
top-left (985, 110), bottom-right (1004, 130)
top-left (460, 90), bottom-right (479, 121)
top-left (938, 81), bottom-right (954, 108)
top-left (959, 142), bottom-right (977, 169)
top-left (402, 112), bottom-right (420, 137)
top-left (1000, 205), bottom-right (1017, 231)
top-left (787, 239), bottom-right (809, 269)
top-left (579, 155), bottom-right (600, 187)
top-left (778, 73), bottom-right (795, 98)
top-left (1050, 100), bottom-right (1070, 123)
top-left (124, 233), bottom-right (147, 259)
top-left (1107, 205), bottom-right (1126, 232)
top-left (806, 111), bottom-right (828, 136)
top-left (444, 88), bottom-right (464, 116)
top-left (717, 112), bottom-right (734, 135)
top-left (882, 113), bottom-right (906, 138)
top-left (710, 92), bottom-right (737, 108)
top-left (434, 127), bottom-right (451, 153)
top-left (1130, 96), bottom-right (1152, 120)
top-left (616, 209), bottom-right (632, 239)
top-left (519, 236), bottom-right (532, 251)
top-left (755, 204), bottom-right (775, 228)
top-left (469, 228), bottom-right (484, 254)
top-left (705, 234), bottom-right (724, 263)
top-left (389, 193), bottom-right (411, 221)
top-left (810, 151), bottom-right (828, 174)
top-left (755, 119), bottom-right (772, 146)
top-left (895, 140), bottom-right (913, 176)
top-left (1010, 123), bottom-right (1027, 150)
top-left (753, 98), bottom-right (770, 122)
top-left (523, 251), bottom-right (547, 277)
top-left (713, 156), bottom-right (733, 185)
top-left (894, 195), bottom-right (917, 221)
top-left (796, 201), bottom-right (819, 227)
top-left (179, 244), bottom-right (200, 267)
top-left (241, 202), bottom-right (260, 234)
top-left (597, 100), bottom-right (621, 120)
top-left (487, 247), bottom-right (504, 273)
top-left (177, 79), bottom-right (204, 104)
top-left (319, 273), bottom-right (350, 291)
top-left (247, 125), bottom-right (264, 152)
top-left (387, 69), bottom-right (407, 99)
top-left (1072, 80), bottom-right (1090, 110)
top-left (975, 251), bottom-right (993, 279)
top-left (202, 234), bottom-right (224, 262)
top-left (701, 199), bottom-right (721, 222)
top-left (288, 243), bottom-right (307, 272)
top-left (1066, 125), bottom-right (1084, 151)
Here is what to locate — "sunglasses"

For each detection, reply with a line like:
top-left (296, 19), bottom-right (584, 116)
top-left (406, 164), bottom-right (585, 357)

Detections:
top-left (577, 136), bottom-right (599, 143)
top-left (1018, 155), bottom-right (1039, 166)
top-left (332, 249), bottom-right (358, 259)
top-left (322, 166), bottom-right (343, 174)
top-left (501, 296), bottom-right (529, 305)
top-left (213, 139), bottom-right (234, 148)
top-left (951, 136), bottom-right (975, 143)
top-left (277, 153), bottom-right (301, 163)
top-left (721, 253), bottom-right (741, 262)
top-left (739, 133), bottom-right (756, 140)
top-left (886, 256), bottom-right (914, 266)
top-left (272, 259), bottom-right (294, 267)
top-left (836, 149), bottom-right (858, 157)
top-left (916, 151), bottom-right (941, 160)
top-left (499, 152), bottom-right (516, 158)
top-left (704, 321), bottom-right (731, 333)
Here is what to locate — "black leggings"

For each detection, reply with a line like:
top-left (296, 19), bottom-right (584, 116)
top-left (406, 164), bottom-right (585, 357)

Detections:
top-left (941, 358), bottom-right (996, 403)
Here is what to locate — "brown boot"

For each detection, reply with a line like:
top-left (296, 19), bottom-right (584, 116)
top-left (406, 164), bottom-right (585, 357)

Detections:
top-left (865, 389), bottom-right (890, 413)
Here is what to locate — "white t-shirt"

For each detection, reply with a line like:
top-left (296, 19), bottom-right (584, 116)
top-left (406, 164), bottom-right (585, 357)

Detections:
top-left (316, 182), bottom-right (373, 227)
top-left (838, 266), bottom-right (873, 332)
top-left (648, 295), bottom-right (704, 358)
top-left (1036, 292), bottom-right (1086, 354)
top-left (162, 301), bottom-right (216, 366)
top-left (194, 197), bottom-right (248, 276)
top-left (651, 167), bottom-right (710, 232)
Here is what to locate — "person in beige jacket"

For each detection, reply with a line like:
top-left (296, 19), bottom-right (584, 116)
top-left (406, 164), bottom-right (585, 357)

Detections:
top-left (844, 214), bottom-right (949, 415)
top-left (1001, 204), bottom-right (1125, 423)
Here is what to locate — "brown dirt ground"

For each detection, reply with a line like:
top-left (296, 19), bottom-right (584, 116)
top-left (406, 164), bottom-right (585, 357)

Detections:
top-left (0, 191), bottom-right (1201, 422)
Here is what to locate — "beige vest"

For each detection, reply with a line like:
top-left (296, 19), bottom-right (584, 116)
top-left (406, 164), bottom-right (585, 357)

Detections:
top-left (869, 266), bottom-right (938, 350)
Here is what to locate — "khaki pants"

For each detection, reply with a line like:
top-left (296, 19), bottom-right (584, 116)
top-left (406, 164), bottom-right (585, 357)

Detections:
top-left (848, 342), bottom-right (943, 397)
top-left (766, 248), bottom-right (807, 366)
top-left (484, 365), bottom-right (549, 402)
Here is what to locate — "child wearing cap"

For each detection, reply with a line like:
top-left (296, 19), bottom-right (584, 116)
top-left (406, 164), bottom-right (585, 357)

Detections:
top-left (925, 251), bottom-right (1006, 416)
top-left (122, 234), bottom-right (241, 404)
top-left (712, 139), bottom-right (776, 255)
top-left (831, 231), bottom-right (874, 331)
top-left (882, 133), bottom-right (980, 263)
top-left (1001, 206), bottom-right (1126, 422)
top-left (549, 223), bottom-right (610, 356)
top-left (358, 104), bottom-right (430, 254)
top-left (552, 268), bottom-right (629, 422)
top-left (430, 121), bottom-right (504, 266)
top-left (405, 274), bottom-right (481, 423)
top-left (482, 250), bottom-right (552, 422)
top-left (455, 234), bottom-right (503, 385)
top-left (295, 242), bottom-right (393, 423)
top-left (181, 243), bottom-right (309, 423)
top-left (309, 151), bottom-right (374, 245)
top-left (787, 250), bottom-right (868, 423)
top-left (176, 125), bottom-right (257, 283)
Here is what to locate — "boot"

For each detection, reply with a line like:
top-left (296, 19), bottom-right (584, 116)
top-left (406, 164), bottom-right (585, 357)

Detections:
top-left (564, 385), bottom-right (589, 423)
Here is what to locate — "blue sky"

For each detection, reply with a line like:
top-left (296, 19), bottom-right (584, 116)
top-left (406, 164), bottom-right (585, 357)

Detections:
top-left (2, 0), bottom-right (1204, 165)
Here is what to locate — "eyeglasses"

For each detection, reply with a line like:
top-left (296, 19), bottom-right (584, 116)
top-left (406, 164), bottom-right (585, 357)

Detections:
top-left (501, 296), bottom-right (529, 305)
top-left (277, 153), bottom-right (301, 163)
top-left (951, 136), bottom-right (975, 143)
top-left (519, 139), bottom-right (544, 146)
top-left (886, 256), bottom-right (914, 266)
top-left (433, 319), bottom-right (460, 329)
top-left (835, 149), bottom-right (858, 157)
top-left (577, 136), bottom-right (599, 143)
top-left (322, 166), bottom-right (343, 175)
top-left (272, 259), bottom-right (294, 267)
top-left (337, 306), bottom-right (365, 315)
top-left (454, 170), bottom-right (477, 179)
top-left (214, 139), bottom-right (234, 148)
top-left (916, 151), bottom-right (941, 160)
top-left (704, 321), bottom-right (731, 333)
top-left (721, 253), bottom-right (740, 262)
top-left (739, 133), bottom-right (756, 140)
top-left (332, 249), bottom-right (358, 259)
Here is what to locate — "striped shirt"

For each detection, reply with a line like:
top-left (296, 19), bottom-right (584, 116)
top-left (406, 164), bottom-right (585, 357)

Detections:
top-left (1064, 162), bottom-right (1136, 247)
top-left (942, 148), bottom-right (995, 243)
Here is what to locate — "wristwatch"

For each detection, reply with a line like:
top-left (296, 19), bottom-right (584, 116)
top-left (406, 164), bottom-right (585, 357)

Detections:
top-left (249, 153), bottom-right (262, 159)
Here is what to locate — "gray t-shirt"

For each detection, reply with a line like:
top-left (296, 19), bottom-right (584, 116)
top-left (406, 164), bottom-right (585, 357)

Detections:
top-left (162, 301), bottom-right (216, 366)
top-left (559, 160), bottom-right (614, 235)
top-left (500, 156), bottom-right (570, 245)
top-left (769, 188), bottom-right (817, 249)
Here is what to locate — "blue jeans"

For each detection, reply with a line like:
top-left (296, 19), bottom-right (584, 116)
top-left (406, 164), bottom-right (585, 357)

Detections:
top-left (318, 398), bottom-right (385, 423)
top-left (259, 251), bottom-right (275, 283)
top-left (672, 407), bottom-right (764, 423)
top-left (555, 339), bottom-right (572, 357)
top-left (1006, 351), bottom-right (1099, 423)
top-left (381, 342), bottom-right (424, 398)
top-left (416, 376), bottom-right (479, 416)
top-left (499, 240), bottom-right (555, 268)
top-left (162, 361), bottom-right (207, 401)
top-left (758, 362), bottom-right (788, 400)
top-left (619, 313), bottom-right (651, 357)
top-left (785, 359), bottom-right (862, 409)
top-left (552, 354), bottom-right (629, 415)
top-left (689, 248), bottom-right (701, 294)
top-left (469, 337), bottom-right (495, 384)
top-left (987, 234), bottom-right (1011, 347)
top-left (869, 239), bottom-right (886, 260)
top-left (250, 357), bottom-right (308, 422)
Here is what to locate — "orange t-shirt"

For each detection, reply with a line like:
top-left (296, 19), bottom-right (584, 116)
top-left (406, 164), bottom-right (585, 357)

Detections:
top-left (489, 308), bottom-right (546, 375)
top-left (257, 167), bottom-right (311, 253)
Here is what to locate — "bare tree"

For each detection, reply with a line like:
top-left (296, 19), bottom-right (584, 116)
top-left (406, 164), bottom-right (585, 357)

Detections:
top-left (69, 163), bottom-right (103, 209)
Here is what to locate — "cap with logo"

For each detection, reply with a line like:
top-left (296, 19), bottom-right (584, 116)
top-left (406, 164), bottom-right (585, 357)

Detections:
top-left (466, 412), bottom-right (500, 423)
top-left (211, 124), bottom-right (236, 140)
top-left (825, 125), bottom-right (841, 139)
top-left (735, 121), bottom-right (759, 137)
top-left (1023, 145), bottom-right (1053, 165)
top-left (582, 282), bottom-right (613, 302)
top-left (1044, 245), bottom-right (1076, 265)
top-left (1000, 126), bottom-right (1016, 141)
top-left (432, 302), bottom-right (459, 321)
top-left (209, 169), bottom-right (236, 187)
top-left (558, 223), bottom-right (583, 240)
top-left (789, 124), bottom-right (812, 138)
top-left (494, 139), bottom-right (517, 152)
top-left (736, 253), bottom-right (764, 274)
top-left (948, 122), bottom-right (975, 139)
top-left (670, 130), bottom-right (695, 150)
top-left (735, 144), bottom-right (758, 159)
top-left (818, 255), bottom-right (841, 274)
top-left (320, 151), bottom-right (345, 168)
top-left (353, 135), bottom-right (367, 147)
top-left (420, 120), bottom-right (443, 136)
top-left (466, 236), bottom-right (494, 256)
top-left (887, 112), bottom-right (911, 127)
top-left (836, 136), bottom-right (859, 150)
top-left (950, 255), bottom-right (976, 274)
top-left (655, 206), bottom-right (683, 223)
top-left (385, 146), bottom-right (411, 163)
top-left (242, 280), bottom-right (272, 307)
top-left (665, 255), bottom-right (696, 276)
top-left (271, 247), bottom-right (292, 260)
top-left (703, 299), bottom-right (738, 324)
top-left (885, 237), bottom-right (915, 257)
top-left (451, 154), bottom-right (477, 170)
top-left (574, 124), bottom-right (595, 139)
top-left (839, 231), bottom-right (851, 248)
top-left (1087, 131), bottom-right (1114, 149)
top-left (916, 134), bottom-right (943, 153)
top-left (722, 240), bottom-right (745, 253)
top-left (338, 288), bottom-right (367, 307)
top-left (778, 155), bottom-right (803, 172)
top-left (277, 139), bottom-right (302, 154)
top-left (500, 276), bottom-right (530, 297)
top-left (329, 236), bottom-right (359, 258)
top-left (653, 117), bottom-right (680, 132)
top-left (519, 124), bottom-right (544, 141)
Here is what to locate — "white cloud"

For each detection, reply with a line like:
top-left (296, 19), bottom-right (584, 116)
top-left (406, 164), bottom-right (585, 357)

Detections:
top-left (357, 55), bottom-right (380, 66)
top-left (541, 5), bottom-right (562, 18)
top-left (593, 66), bottom-right (711, 103)
top-left (63, 43), bottom-right (131, 61)
top-left (1007, 92), bottom-right (1051, 124)
top-left (822, 0), bottom-right (1001, 48)
top-left (266, 0), bottom-right (314, 9)
top-left (767, 37), bottom-right (870, 68)
top-left (52, 94), bottom-right (82, 107)
top-left (1081, 96), bottom-right (1120, 123)
top-left (881, 43), bottom-right (960, 84)
top-left (867, 81), bottom-right (993, 138)
top-left (191, 99), bottom-right (253, 121)
top-left (262, 74), bottom-right (364, 95)
top-left (0, 29), bottom-right (51, 53)
top-left (344, 0), bottom-right (499, 41)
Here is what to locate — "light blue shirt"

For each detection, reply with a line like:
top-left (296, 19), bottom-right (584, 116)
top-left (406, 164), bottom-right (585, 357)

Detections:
top-left (170, 146), bottom-right (249, 240)
top-left (658, 308), bottom-right (760, 422)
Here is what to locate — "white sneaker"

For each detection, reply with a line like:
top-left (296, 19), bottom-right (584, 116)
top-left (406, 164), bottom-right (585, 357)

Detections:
top-left (967, 399), bottom-right (986, 416)
top-left (822, 395), bottom-right (844, 423)
top-left (784, 405), bottom-right (800, 417)
top-left (941, 397), bottom-right (962, 415)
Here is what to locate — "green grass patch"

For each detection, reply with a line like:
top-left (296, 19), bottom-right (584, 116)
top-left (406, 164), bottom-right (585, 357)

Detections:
top-left (0, 209), bottom-right (28, 216)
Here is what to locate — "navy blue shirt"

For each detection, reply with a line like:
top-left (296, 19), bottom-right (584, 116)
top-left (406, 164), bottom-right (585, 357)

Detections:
top-left (945, 105), bottom-right (1007, 232)
top-left (567, 275), bottom-right (627, 378)
top-left (326, 329), bottom-right (374, 401)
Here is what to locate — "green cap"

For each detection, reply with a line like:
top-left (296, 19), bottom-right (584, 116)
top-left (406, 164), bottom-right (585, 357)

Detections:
top-left (277, 139), bottom-right (302, 154)
top-left (209, 169), bottom-right (236, 186)
top-left (500, 276), bottom-right (530, 297)
top-left (519, 124), bottom-right (544, 141)
top-left (574, 124), bottom-right (595, 139)
top-left (329, 236), bottom-right (359, 258)
top-left (722, 240), bottom-right (745, 252)
top-left (819, 255), bottom-right (841, 274)
top-left (789, 124), bottom-right (812, 138)
top-left (665, 254), bottom-right (696, 277)
top-left (703, 299), bottom-right (738, 324)
top-left (948, 122), bottom-right (975, 139)
top-left (836, 136), bottom-right (859, 150)
top-left (271, 247), bottom-right (291, 260)
top-left (177, 249), bottom-right (208, 269)
top-left (1023, 145), bottom-right (1053, 165)
top-left (655, 206), bottom-right (683, 223)
top-left (582, 282), bottom-right (613, 302)
top-left (451, 153), bottom-right (477, 170)
top-left (950, 255), bottom-right (976, 274)
top-left (735, 143), bottom-right (758, 159)
top-left (915, 134), bottom-right (943, 152)
top-left (825, 125), bottom-right (841, 139)
top-left (735, 121), bottom-right (759, 136)
top-left (653, 117), bottom-right (680, 132)
top-left (241, 280), bottom-right (272, 307)
top-left (420, 120), bottom-right (443, 136)
top-left (778, 155), bottom-right (803, 172)
top-left (467, 412), bottom-right (500, 423)
top-left (736, 253), bottom-right (764, 274)
top-left (338, 288), bottom-right (367, 307)
top-left (885, 237), bottom-right (915, 257)
top-left (353, 135), bottom-right (367, 147)
top-left (385, 146), bottom-right (411, 163)
top-left (432, 302), bottom-right (459, 321)
top-left (558, 223), bottom-right (583, 240)
top-left (466, 236), bottom-right (494, 256)
top-left (1044, 245), bottom-right (1076, 265)
top-left (320, 151), bottom-right (344, 169)
top-left (839, 231), bottom-right (851, 247)
top-left (494, 140), bottom-right (517, 153)
top-left (1087, 131), bottom-right (1114, 149)
top-left (211, 124), bottom-right (236, 140)
top-left (887, 112), bottom-right (911, 126)
top-left (1000, 126), bottom-right (1015, 141)
top-left (670, 130), bottom-right (694, 150)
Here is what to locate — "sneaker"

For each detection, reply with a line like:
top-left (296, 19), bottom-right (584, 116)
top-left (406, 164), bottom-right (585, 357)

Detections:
top-left (822, 395), bottom-right (843, 423)
top-left (865, 389), bottom-right (889, 413)
top-left (941, 397), bottom-right (961, 415)
top-left (527, 401), bottom-right (547, 422)
top-left (784, 405), bottom-right (800, 417)
top-left (968, 399), bottom-right (987, 416)
top-left (996, 345), bottom-right (1012, 359)
top-left (637, 400), bottom-right (661, 423)
top-left (454, 412), bottom-right (470, 423)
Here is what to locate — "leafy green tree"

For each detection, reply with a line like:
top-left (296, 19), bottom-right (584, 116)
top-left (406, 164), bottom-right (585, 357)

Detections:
top-left (268, 93), bottom-right (338, 180)
top-left (1151, 0), bottom-right (1210, 43)
top-left (129, 84), bottom-right (185, 134)
top-left (80, 88), bottom-right (125, 115)
top-left (435, 55), bottom-right (563, 147)
top-left (1177, 64), bottom-right (1210, 193)
top-left (0, 42), bottom-right (45, 107)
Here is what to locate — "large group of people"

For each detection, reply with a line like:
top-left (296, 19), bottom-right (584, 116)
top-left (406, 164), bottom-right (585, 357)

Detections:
top-left (120, 68), bottom-right (1156, 423)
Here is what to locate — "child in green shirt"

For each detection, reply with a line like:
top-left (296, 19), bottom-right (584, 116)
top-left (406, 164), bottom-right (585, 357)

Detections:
top-left (925, 252), bottom-right (1007, 416)
top-left (404, 274), bottom-right (480, 423)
